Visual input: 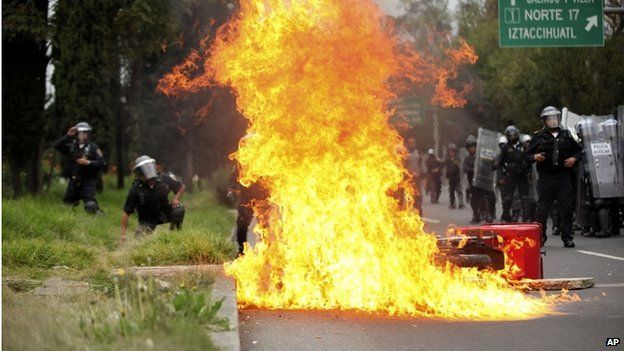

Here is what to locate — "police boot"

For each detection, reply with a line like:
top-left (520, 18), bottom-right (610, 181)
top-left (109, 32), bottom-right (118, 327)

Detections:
top-left (84, 201), bottom-right (99, 215)
top-left (501, 211), bottom-right (512, 223)
top-left (581, 226), bottom-right (595, 237)
top-left (470, 211), bottom-right (481, 224)
top-left (611, 210), bottom-right (620, 236)
top-left (169, 205), bottom-right (185, 231)
top-left (458, 194), bottom-right (465, 209)
top-left (484, 212), bottom-right (493, 223)
top-left (595, 208), bottom-right (612, 238)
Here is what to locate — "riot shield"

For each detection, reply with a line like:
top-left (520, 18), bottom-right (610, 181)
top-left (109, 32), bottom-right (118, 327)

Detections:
top-left (579, 115), bottom-right (624, 198)
top-left (562, 107), bottom-right (582, 143)
top-left (574, 155), bottom-right (592, 227)
top-left (473, 128), bottom-right (499, 192)
top-left (618, 106), bottom-right (624, 195)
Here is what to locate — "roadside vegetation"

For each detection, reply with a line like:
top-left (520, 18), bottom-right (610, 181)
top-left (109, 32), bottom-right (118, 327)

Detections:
top-left (2, 175), bottom-right (238, 350)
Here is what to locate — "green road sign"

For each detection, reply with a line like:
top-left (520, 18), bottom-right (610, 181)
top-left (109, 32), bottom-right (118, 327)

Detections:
top-left (499, 0), bottom-right (604, 47)
top-left (391, 97), bottom-right (424, 126)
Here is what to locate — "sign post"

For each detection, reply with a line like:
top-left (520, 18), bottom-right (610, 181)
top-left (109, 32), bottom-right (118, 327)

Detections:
top-left (499, 0), bottom-right (604, 47)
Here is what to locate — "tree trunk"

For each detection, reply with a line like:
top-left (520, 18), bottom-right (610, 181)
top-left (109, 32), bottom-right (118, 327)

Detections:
top-left (2, 0), bottom-right (49, 196)
top-left (113, 59), bottom-right (125, 189)
top-left (115, 94), bottom-right (125, 189)
top-left (9, 160), bottom-right (24, 199)
top-left (184, 135), bottom-right (195, 193)
top-left (26, 137), bottom-right (45, 193)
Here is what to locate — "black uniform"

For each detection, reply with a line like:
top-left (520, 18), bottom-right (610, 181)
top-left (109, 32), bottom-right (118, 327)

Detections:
top-left (463, 153), bottom-right (480, 222)
top-left (525, 127), bottom-right (582, 244)
top-left (123, 175), bottom-right (184, 233)
top-left (53, 134), bottom-right (105, 211)
top-left (425, 154), bottom-right (442, 203)
top-left (445, 153), bottom-right (463, 208)
top-left (497, 142), bottom-right (530, 222)
top-left (230, 166), bottom-right (269, 254)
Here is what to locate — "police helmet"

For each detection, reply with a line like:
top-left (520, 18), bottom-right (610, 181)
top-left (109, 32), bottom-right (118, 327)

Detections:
top-left (134, 155), bottom-right (158, 180)
top-left (540, 106), bottom-right (561, 119)
top-left (75, 122), bottom-right (93, 132)
top-left (520, 134), bottom-right (532, 144)
top-left (464, 135), bottom-right (477, 148)
top-left (498, 135), bottom-right (508, 144)
top-left (504, 125), bottom-right (519, 137)
top-left (427, 148), bottom-right (435, 155)
top-left (448, 143), bottom-right (457, 150)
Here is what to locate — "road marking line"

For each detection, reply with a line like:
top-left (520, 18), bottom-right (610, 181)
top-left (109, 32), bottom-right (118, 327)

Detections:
top-left (595, 283), bottom-right (624, 288)
top-left (577, 250), bottom-right (624, 261)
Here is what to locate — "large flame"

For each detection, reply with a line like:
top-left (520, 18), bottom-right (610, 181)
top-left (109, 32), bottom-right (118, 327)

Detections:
top-left (160, 0), bottom-right (550, 319)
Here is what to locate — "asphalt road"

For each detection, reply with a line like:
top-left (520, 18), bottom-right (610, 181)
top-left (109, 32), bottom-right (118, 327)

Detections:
top-left (238, 186), bottom-right (624, 351)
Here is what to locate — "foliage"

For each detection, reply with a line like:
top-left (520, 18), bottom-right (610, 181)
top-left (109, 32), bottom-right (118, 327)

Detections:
top-left (2, 175), bottom-right (237, 349)
top-left (81, 274), bottom-right (228, 345)
top-left (128, 0), bottom-right (246, 185)
top-left (2, 0), bottom-right (49, 196)
top-left (51, 0), bottom-right (120, 152)
top-left (3, 273), bottom-right (226, 351)
top-left (130, 226), bottom-right (235, 266)
top-left (457, 0), bottom-right (624, 133)
top-left (2, 0), bottom-right (50, 41)
top-left (2, 176), bottom-right (237, 280)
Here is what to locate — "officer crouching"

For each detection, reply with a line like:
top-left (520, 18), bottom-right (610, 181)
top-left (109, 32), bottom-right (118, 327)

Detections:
top-left (525, 106), bottom-right (582, 247)
top-left (54, 122), bottom-right (106, 214)
top-left (121, 156), bottom-right (185, 241)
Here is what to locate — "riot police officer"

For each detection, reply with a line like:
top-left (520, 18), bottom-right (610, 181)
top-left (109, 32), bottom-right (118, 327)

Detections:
top-left (576, 117), bottom-right (623, 238)
top-left (425, 149), bottom-right (442, 203)
top-left (53, 122), bottom-right (106, 214)
top-left (121, 156), bottom-right (186, 241)
top-left (445, 143), bottom-right (464, 209)
top-left (463, 135), bottom-right (480, 223)
top-left (498, 125), bottom-right (530, 222)
top-left (525, 106), bottom-right (582, 247)
top-left (228, 162), bottom-right (269, 255)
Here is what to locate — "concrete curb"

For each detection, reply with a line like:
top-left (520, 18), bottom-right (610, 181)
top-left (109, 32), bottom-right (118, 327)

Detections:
top-left (114, 264), bottom-right (239, 351)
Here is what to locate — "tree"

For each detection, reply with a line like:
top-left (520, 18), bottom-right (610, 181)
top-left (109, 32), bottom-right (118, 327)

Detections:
top-left (51, 0), bottom-right (118, 168)
top-left (51, 0), bottom-right (174, 190)
top-left (456, 0), bottom-right (624, 134)
top-left (112, 0), bottom-right (174, 188)
top-left (134, 0), bottom-right (245, 189)
top-left (2, 0), bottom-right (50, 197)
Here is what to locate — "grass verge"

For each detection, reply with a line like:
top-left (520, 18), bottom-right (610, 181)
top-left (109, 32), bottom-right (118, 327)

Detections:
top-left (3, 273), bottom-right (226, 351)
top-left (3, 175), bottom-right (239, 350)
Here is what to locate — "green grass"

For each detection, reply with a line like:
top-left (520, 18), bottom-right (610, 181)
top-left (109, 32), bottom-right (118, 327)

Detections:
top-left (3, 273), bottom-right (225, 351)
top-left (2, 175), bottom-right (238, 350)
top-left (131, 226), bottom-right (235, 266)
top-left (2, 176), bottom-right (237, 280)
top-left (3, 238), bottom-right (95, 269)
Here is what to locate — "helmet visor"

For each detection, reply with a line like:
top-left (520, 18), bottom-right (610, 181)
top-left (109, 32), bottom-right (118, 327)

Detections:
top-left (545, 115), bottom-right (559, 129)
top-left (77, 131), bottom-right (90, 143)
top-left (134, 161), bottom-right (157, 179)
